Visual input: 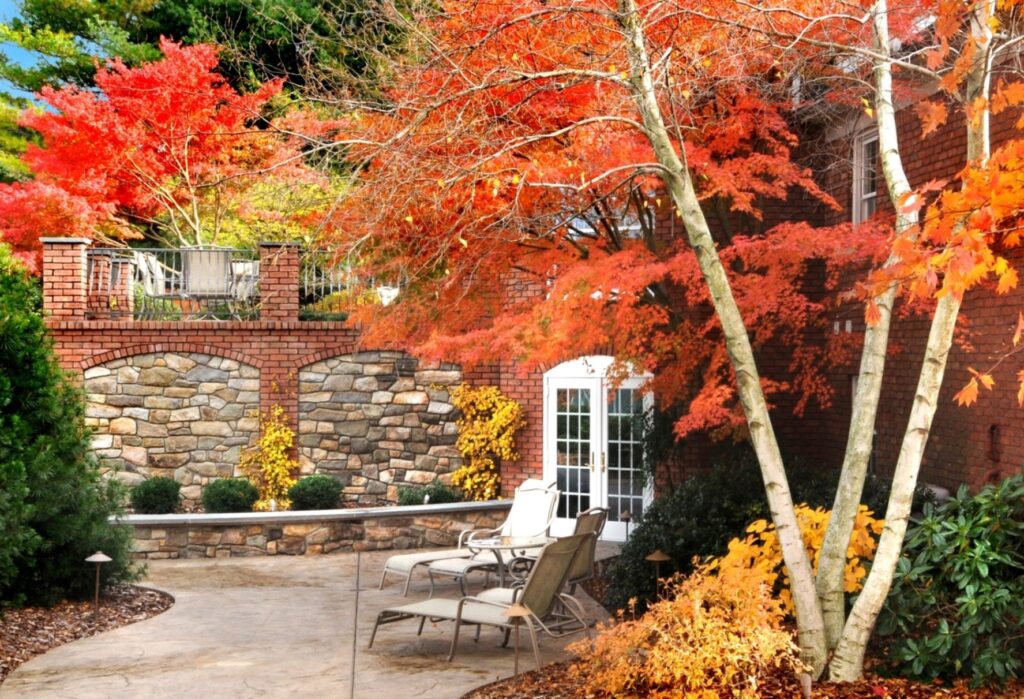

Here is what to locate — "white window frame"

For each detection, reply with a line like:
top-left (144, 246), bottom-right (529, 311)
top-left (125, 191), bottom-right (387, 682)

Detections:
top-left (852, 131), bottom-right (880, 224)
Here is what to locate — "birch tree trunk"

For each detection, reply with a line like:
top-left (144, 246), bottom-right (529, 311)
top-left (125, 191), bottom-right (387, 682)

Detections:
top-left (616, 0), bottom-right (827, 674)
top-left (827, 0), bottom-right (995, 680)
top-left (816, 0), bottom-right (918, 650)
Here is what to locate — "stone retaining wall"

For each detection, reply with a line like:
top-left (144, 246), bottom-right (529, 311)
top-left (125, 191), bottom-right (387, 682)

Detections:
top-left (298, 352), bottom-right (463, 504)
top-left (85, 352), bottom-right (260, 505)
top-left (123, 502), bottom-right (511, 559)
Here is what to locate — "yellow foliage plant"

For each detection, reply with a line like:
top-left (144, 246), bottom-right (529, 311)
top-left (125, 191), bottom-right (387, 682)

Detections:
top-left (569, 566), bottom-right (804, 698)
top-left (240, 404), bottom-right (299, 511)
top-left (703, 503), bottom-right (884, 614)
top-left (449, 384), bottom-right (526, 501)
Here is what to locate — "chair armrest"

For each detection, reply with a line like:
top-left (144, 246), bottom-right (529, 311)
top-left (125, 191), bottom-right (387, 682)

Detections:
top-left (460, 527), bottom-right (500, 547)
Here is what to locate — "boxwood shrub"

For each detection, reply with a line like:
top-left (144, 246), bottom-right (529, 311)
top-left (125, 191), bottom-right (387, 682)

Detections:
top-left (288, 475), bottom-right (343, 510)
top-left (397, 480), bottom-right (463, 506)
top-left (130, 477), bottom-right (181, 514)
top-left (202, 478), bottom-right (259, 513)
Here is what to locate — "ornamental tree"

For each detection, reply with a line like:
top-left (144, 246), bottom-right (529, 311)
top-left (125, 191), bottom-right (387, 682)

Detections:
top-left (0, 39), bottom-right (336, 271)
top-left (300, 0), bottom-right (1022, 680)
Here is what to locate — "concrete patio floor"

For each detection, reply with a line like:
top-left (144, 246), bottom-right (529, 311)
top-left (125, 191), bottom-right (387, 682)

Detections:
top-left (1, 550), bottom-right (610, 699)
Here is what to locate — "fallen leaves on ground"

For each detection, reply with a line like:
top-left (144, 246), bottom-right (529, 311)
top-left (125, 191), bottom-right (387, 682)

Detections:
top-left (465, 660), bottom-right (1024, 698)
top-left (0, 585), bottom-right (173, 684)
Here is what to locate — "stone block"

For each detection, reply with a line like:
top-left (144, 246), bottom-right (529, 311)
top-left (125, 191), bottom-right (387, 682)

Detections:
top-left (415, 370), bottom-right (461, 385)
top-left (169, 406), bottom-right (201, 422)
top-left (87, 402), bottom-right (121, 418)
top-left (353, 376), bottom-right (379, 391)
top-left (106, 394), bottom-right (145, 408)
top-left (404, 469), bottom-right (437, 485)
top-left (322, 374), bottom-right (354, 391)
top-left (192, 421), bottom-right (232, 437)
top-left (427, 401), bottom-right (454, 415)
top-left (139, 367), bottom-right (178, 386)
top-left (91, 434), bottom-right (114, 449)
top-left (186, 366), bottom-right (229, 383)
top-left (371, 391), bottom-right (394, 404)
top-left (84, 366), bottom-right (112, 379)
top-left (236, 417), bottom-right (259, 432)
top-left (165, 386), bottom-right (198, 399)
top-left (166, 435), bottom-right (198, 451)
top-left (152, 452), bottom-right (189, 468)
top-left (110, 417), bottom-right (137, 434)
top-left (164, 354), bottom-right (197, 373)
top-left (85, 376), bottom-right (117, 394)
top-left (123, 407), bottom-right (150, 420)
top-left (227, 378), bottom-right (259, 391)
top-left (394, 391), bottom-right (429, 405)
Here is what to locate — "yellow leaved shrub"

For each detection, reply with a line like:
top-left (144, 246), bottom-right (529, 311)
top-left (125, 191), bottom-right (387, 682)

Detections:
top-left (240, 404), bottom-right (299, 511)
top-left (570, 567), bottom-right (804, 698)
top-left (703, 503), bottom-right (884, 614)
top-left (449, 384), bottom-right (525, 501)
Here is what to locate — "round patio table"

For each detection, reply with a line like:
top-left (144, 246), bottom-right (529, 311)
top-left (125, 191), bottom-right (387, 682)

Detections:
top-left (466, 535), bottom-right (548, 587)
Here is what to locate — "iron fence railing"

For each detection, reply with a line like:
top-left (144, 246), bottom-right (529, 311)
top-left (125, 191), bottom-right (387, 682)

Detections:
top-left (86, 247), bottom-right (260, 321)
top-left (300, 249), bottom-right (400, 320)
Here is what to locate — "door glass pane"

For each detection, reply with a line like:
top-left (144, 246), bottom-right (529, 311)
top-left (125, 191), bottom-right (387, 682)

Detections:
top-left (555, 387), bottom-right (591, 518)
top-left (607, 387), bottom-right (646, 521)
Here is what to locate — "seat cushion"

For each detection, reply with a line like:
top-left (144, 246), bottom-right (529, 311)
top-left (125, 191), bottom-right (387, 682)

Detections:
top-left (384, 548), bottom-right (472, 574)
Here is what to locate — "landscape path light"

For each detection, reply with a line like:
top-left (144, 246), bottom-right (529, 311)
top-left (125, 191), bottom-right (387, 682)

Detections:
top-left (504, 602), bottom-right (531, 676)
top-left (645, 549), bottom-right (670, 598)
top-left (85, 551), bottom-right (112, 625)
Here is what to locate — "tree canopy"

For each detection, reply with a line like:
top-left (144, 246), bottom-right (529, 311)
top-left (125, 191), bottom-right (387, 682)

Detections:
top-left (0, 40), bottom-right (338, 269)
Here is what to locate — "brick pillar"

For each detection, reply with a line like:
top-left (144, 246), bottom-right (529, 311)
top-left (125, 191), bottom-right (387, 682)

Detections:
top-left (41, 237), bottom-right (89, 320)
top-left (258, 242), bottom-right (301, 442)
top-left (258, 242), bottom-right (300, 322)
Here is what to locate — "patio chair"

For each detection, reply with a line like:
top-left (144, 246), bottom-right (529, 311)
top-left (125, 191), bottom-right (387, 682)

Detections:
top-left (426, 481), bottom-right (558, 595)
top-left (503, 507), bottom-right (608, 593)
top-left (378, 478), bottom-right (557, 596)
top-left (369, 532), bottom-right (593, 669)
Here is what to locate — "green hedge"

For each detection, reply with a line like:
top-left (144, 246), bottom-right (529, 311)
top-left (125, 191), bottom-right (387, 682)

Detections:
top-left (289, 475), bottom-right (343, 510)
top-left (131, 477), bottom-right (181, 514)
top-left (202, 478), bottom-right (259, 513)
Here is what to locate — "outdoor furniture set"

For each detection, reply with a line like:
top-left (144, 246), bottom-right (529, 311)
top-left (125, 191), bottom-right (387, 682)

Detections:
top-left (371, 479), bottom-right (608, 668)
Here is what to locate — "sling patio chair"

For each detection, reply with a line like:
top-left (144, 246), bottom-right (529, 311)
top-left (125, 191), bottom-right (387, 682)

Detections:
top-left (502, 506), bottom-right (608, 594)
top-left (425, 481), bottom-right (558, 595)
top-left (369, 532), bottom-right (594, 670)
top-left (379, 478), bottom-right (558, 596)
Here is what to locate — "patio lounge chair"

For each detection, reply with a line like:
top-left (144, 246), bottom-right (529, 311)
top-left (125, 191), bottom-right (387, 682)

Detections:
top-left (426, 482), bottom-right (558, 595)
top-left (378, 478), bottom-right (557, 596)
top-left (369, 532), bottom-right (593, 669)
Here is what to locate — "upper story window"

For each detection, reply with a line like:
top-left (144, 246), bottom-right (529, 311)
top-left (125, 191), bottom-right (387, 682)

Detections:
top-left (853, 131), bottom-right (879, 224)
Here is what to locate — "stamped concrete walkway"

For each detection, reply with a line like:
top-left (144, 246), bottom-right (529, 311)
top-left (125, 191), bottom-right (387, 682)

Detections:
top-left (1, 550), bottom-right (609, 699)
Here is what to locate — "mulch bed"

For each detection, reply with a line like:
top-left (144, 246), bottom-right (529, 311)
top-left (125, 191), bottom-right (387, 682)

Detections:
top-left (464, 660), bottom-right (1024, 698)
top-left (0, 584), bottom-right (173, 685)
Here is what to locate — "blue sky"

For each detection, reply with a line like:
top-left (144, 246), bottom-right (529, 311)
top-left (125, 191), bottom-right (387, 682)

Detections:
top-left (1, 0), bottom-right (46, 100)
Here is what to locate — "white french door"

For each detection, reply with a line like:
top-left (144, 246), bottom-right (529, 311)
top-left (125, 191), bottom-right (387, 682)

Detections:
top-left (543, 358), bottom-right (652, 542)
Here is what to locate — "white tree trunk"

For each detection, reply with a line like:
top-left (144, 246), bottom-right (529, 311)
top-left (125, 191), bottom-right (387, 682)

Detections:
top-left (816, 0), bottom-right (918, 650)
top-left (615, 0), bottom-right (827, 674)
top-left (828, 0), bottom-right (995, 680)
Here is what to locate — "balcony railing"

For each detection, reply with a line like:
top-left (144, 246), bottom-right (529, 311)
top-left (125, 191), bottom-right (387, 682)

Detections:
top-left (86, 247), bottom-right (260, 321)
top-left (299, 248), bottom-right (401, 321)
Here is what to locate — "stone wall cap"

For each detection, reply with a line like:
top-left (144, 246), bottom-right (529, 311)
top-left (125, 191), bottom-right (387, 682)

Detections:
top-left (40, 237), bottom-right (92, 244)
top-left (112, 499), bottom-right (512, 526)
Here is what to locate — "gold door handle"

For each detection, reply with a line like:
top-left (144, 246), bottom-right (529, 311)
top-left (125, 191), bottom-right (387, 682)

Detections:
top-left (589, 452), bottom-right (595, 472)
top-left (601, 452), bottom-right (606, 473)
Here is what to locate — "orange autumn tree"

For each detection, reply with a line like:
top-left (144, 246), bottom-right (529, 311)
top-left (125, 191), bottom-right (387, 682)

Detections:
top-left (308, 0), bottom-right (1024, 680)
top-left (0, 39), bottom-right (334, 271)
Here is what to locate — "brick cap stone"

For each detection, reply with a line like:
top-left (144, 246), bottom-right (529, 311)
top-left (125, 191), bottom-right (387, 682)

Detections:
top-left (40, 237), bottom-right (92, 244)
top-left (259, 241), bottom-right (302, 248)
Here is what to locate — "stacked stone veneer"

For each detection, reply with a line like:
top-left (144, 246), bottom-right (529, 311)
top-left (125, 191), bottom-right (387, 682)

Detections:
top-left (126, 504), bottom-right (510, 559)
top-left (298, 352), bottom-right (463, 504)
top-left (85, 352), bottom-right (259, 504)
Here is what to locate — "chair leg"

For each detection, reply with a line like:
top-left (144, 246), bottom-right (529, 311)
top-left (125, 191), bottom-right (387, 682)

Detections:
top-left (379, 567), bottom-right (389, 590)
top-left (428, 571), bottom-right (437, 599)
top-left (501, 627), bottom-right (511, 648)
top-left (368, 615), bottom-right (381, 648)
top-left (417, 617), bottom-right (427, 636)
top-left (403, 569), bottom-right (413, 596)
top-left (448, 620), bottom-right (463, 662)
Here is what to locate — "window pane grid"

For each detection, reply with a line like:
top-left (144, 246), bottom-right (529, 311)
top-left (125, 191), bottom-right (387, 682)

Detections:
top-left (556, 388), bottom-right (590, 518)
top-left (607, 388), bottom-right (645, 521)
